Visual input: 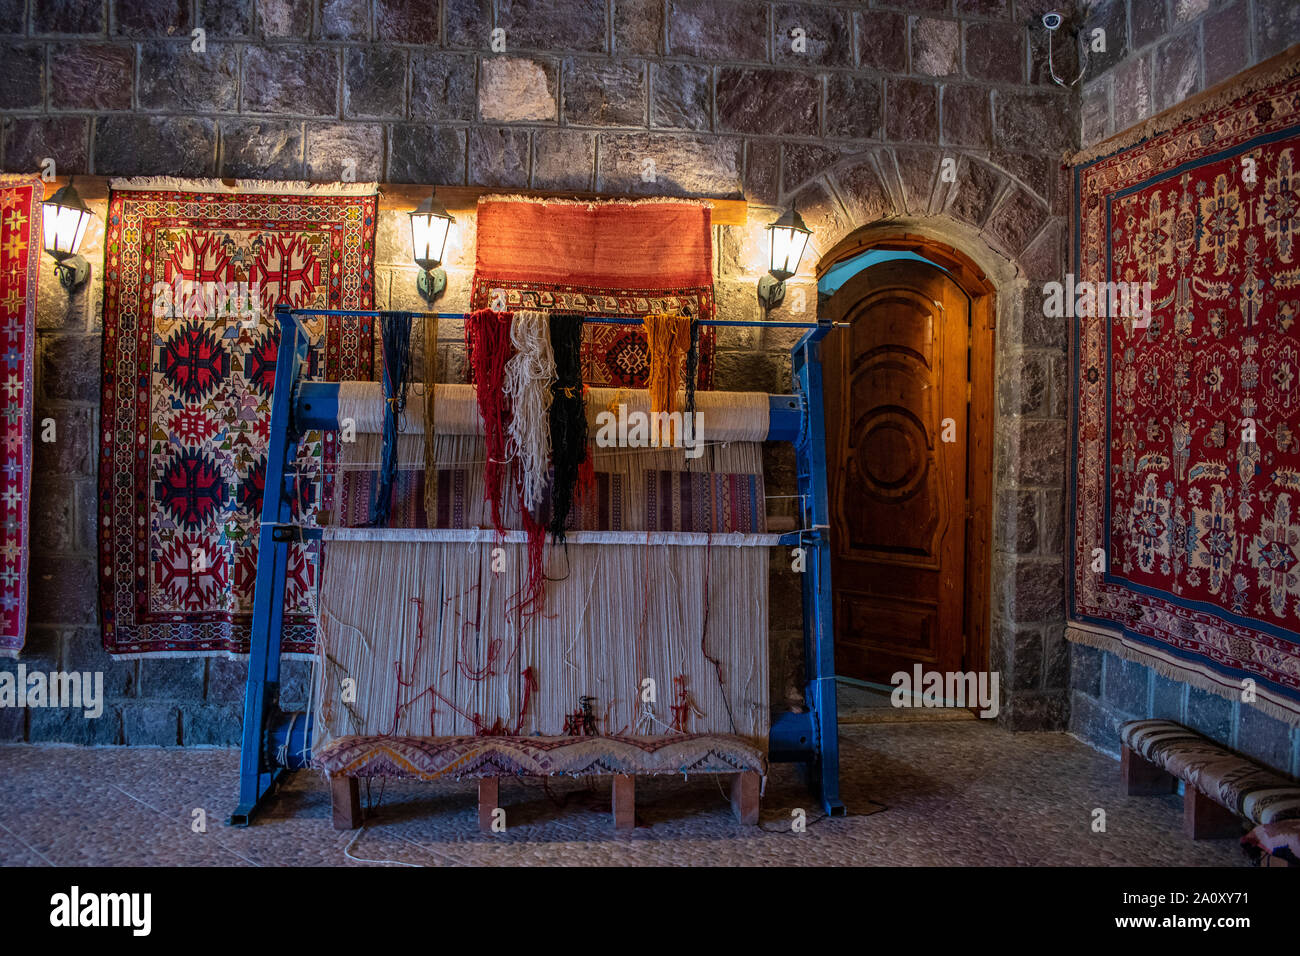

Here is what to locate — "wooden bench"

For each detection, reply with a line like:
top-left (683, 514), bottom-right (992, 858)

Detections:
top-left (1119, 719), bottom-right (1300, 840)
top-left (315, 733), bottom-right (765, 832)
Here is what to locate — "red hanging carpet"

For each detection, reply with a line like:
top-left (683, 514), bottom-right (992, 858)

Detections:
top-left (1069, 60), bottom-right (1300, 721)
top-left (98, 180), bottom-right (376, 657)
top-left (470, 197), bottom-right (716, 389)
top-left (0, 176), bottom-right (41, 657)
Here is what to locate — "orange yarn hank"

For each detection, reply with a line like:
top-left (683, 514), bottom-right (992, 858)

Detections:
top-left (642, 311), bottom-right (692, 421)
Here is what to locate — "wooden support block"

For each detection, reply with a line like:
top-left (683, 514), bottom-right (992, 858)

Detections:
top-left (1121, 744), bottom-right (1176, 795)
top-left (1183, 787), bottom-right (1241, 840)
top-left (479, 778), bottom-right (500, 834)
top-left (730, 771), bottom-right (760, 825)
top-left (612, 774), bottom-right (635, 831)
top-left (330, 775), bottom-right (361, 830)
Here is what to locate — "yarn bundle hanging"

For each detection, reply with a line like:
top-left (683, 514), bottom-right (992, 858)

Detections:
top-left (503, 310), bottom-right (556, 619)
top-left (643, 312), bottom-right (693, 446)
top-left (368, 311), bottom-right (414, 527)
top-left (548, 314), bottom-right (587, 541)
top-left (466, 308), bottom-right (515, 532)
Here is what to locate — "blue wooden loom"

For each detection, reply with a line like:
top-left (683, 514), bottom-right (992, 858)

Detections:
top-left (230, 303), bottom-right (845, 825)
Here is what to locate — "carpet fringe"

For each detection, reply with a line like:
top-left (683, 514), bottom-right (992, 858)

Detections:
top-left (1065, 623), bottom-right (1300, 727)
top-left (108, 176), bottom-right (379, 195)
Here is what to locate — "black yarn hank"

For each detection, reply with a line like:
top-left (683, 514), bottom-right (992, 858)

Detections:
top-left (368, 311), bottom-right (414, 527)
top-left (548, 313), bottom-right (586, 542)
top-left (684, 314), bottom-right (701, 416)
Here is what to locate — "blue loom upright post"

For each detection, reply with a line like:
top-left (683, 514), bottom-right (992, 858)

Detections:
top-left (792, 314), bottom-right (845, 817)
top-left (230, 304), bottom-right (309, 826)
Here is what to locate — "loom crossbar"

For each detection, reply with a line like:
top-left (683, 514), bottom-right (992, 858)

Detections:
top-left (229, 304), bottom-right (845, 825)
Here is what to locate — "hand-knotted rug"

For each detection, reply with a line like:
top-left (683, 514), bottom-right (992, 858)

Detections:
top-left (0, 176), bottom-right (41, 657)
top-left (98, 179), bottom-right (376, 656)
top-left (1069, 59), bottom-right (1300, 720)
top-left (469, 197), bottom-right (716, 388)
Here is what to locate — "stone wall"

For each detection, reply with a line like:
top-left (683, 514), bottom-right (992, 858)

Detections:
top-left (1079, 0), bottom-right (1300, 150)
top-left (1071, 646), bottom-right (1300, 776)
top-left (1, 0), bottom-right (1083, 745)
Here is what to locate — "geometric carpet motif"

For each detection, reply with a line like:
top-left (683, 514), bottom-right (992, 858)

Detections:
top-left (98, 183), bottom-right (376, 656)
top-left (1070, 67), bottom-right (1300, 718)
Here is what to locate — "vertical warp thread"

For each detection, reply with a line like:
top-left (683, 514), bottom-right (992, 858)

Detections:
top-left (548, 314), bottom-right (587, 541)
top-left (368, 311), bottom-right (413, 527)
top-left (466, 308), bottom-right (514, 532)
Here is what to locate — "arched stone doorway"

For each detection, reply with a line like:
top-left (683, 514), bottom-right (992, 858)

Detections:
top-left (816, 229), bottom-right (996, 699)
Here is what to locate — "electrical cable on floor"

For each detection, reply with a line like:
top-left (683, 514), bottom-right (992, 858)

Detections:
top-left (342, 826), bottom-right (424, 867)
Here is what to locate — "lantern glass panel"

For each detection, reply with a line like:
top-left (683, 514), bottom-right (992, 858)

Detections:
top-left (411, 213), bottom-right (451, 267)
top-left (43, 202), bottom-right (89, 258)
top-left (769, 225), bottom-right (809, 279)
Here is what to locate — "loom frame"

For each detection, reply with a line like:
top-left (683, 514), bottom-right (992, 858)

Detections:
top-left (230, 304), bottom-right (844, 825)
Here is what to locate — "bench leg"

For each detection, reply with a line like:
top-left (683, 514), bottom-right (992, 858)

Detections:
top-left (1183, 787), bottom-right (1240, 840)
top-left (330, 775), bottom-right (361, 830)
top-left (1261, 853), bottom-right (1296, 868)
top-left (730, 771), bottom-right (760, 825)
top-left (1121, 744), bottom-right (1175, 795)
top-left (479, 778), bottom-right (500, 834)
top-left (612, 774), bottom-right (635, 831)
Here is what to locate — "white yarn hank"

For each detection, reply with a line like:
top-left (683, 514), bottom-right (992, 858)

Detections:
top-left (502, 310), bottom-right (555, 514)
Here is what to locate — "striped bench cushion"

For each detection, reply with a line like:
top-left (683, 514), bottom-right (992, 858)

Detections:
top-left (1242, 821), bottom-right (1300, 865)
top-left (1120, 719), bottom-right (1300, 825)
top-left (315, 734), bottom-right (766, 781)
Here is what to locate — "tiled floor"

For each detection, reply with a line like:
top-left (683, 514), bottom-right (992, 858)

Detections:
top-left (0, 722), bottom-right (1248, 866)
top-left (837, 680), bottom-right (977, 724)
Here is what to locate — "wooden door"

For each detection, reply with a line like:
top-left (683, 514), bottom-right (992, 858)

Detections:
top-left (822, 260), bottom-right (971, 685)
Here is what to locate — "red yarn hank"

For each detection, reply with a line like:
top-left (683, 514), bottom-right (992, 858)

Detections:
top-left (509, 482), bottom-right (548, 622)
top-left (466, 308), bottom-right (515, 532)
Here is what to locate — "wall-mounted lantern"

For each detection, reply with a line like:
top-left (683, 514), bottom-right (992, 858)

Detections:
top-left (41, 182), bottom-right (94, 290)
top-left (757, 206), bottom-right (812, 311)
top-left (410, 189), bottom-right (456, 301)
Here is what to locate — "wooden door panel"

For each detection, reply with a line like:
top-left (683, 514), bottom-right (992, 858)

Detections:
top-left (825, 260), bottom-right (970, 685)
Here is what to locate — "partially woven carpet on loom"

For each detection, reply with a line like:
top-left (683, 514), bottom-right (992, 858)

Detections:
top-left (98, 180), bottom-right (377, 656)
top-left (469, 197), bottom-right (716, 388)
top-left (0, 177), bottom-right (40, 656)
top-left (1069, 64), bottom-right (1300, 719)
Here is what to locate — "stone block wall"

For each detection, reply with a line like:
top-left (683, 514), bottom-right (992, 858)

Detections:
top-left (1070, 645), bottom-right (1300, 777)
top-left (1079, 0), bottom-right (1300, 149)
top-left (1, 0), bottom-right (1085, 745)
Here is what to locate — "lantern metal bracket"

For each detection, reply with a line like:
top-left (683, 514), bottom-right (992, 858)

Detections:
top-left (53, 255), bottom-right (89, 290)
top-left (417, 266), bottom-right (447, 302)
top-left (757, 274), bottom-right (786, 311)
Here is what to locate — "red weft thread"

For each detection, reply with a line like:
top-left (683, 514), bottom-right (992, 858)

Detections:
top-left (467, 308), bottom-right (514, 532)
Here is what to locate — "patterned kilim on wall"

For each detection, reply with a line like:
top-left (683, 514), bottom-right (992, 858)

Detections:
top-left (0, 176), bottom-right (41, 657)
top-left (1069, 66), bottom-right (1300, 720)
top-left (469, 197), bottom-right (716, 388)
top-left (99, 181), bottom-right (376, 657)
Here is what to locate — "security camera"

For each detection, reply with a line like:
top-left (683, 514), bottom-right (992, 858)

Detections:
top-left (1042, 12), bottom-right (1063, 31)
